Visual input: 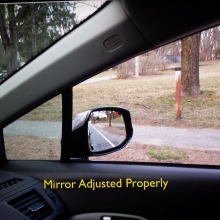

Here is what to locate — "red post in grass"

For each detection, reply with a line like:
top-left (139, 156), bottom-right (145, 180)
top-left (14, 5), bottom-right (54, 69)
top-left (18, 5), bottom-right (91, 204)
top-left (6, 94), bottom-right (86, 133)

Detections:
top-left (175, 67), bottom-right (182, 120)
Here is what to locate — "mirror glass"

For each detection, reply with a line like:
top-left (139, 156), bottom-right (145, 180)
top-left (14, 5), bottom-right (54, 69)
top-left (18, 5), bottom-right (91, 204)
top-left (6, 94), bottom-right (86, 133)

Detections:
top-left (88, 110), bottom-right (126, 152)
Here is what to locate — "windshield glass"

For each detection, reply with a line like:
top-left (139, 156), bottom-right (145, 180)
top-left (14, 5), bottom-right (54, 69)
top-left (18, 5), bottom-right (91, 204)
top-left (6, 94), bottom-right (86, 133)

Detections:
top-left (0, 1), bottom-right (106, 83)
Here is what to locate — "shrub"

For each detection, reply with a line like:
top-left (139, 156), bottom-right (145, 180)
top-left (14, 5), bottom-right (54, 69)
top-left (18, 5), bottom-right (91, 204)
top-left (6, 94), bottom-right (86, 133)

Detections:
top-left (115, 50), bottom-right (168, 79)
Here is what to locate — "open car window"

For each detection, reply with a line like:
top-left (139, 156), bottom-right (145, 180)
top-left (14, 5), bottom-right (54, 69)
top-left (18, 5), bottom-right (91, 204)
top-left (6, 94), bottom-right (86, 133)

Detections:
top-left (5, 24), bottom-right (220, 164)
top-left (0, 1), bottom-right (219, 166)
top-left (73, 26), bottom-right (220, 165)
top-left (0, 1), bottom-right (106, 83)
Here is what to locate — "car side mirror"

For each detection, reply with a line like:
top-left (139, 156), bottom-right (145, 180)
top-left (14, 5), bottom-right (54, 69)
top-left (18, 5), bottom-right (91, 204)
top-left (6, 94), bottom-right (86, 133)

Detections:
top-left (70, 107), bottom-right (133, 159)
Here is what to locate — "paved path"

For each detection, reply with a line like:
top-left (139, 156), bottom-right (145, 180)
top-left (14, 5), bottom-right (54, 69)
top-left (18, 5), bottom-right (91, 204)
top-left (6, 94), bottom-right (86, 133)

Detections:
top-left (4, 120), bottom-right (220, 151)
top-left (4, 120), bottom-right (62, 139)
top-left (131, 125), bottom-right (220, 151)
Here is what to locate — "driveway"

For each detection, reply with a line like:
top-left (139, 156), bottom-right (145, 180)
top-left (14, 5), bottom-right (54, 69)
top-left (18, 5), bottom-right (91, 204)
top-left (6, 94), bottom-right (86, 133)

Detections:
top-left (80, 74), bottom-right (117, 84)
top-left (131, 125), bottom-right (220, 151)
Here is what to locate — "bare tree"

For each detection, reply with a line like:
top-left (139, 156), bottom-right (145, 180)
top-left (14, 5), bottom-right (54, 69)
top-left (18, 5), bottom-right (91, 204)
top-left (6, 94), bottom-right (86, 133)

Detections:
top-left (115, 50), bottom-right (168, 79)
top-left (181, 32), bottom-right (201, 96)
top-left (116, 58), bottom-right (134, 79)
top-left (139, 51), bottom-right (166, 75)
top-left (157, 40), bottom-right (181, 57)
top-left (200, 26), bottom-right (220, 61)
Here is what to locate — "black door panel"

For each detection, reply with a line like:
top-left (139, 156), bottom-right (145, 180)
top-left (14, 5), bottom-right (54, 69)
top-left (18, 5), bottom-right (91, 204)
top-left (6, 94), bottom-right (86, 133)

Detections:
top-left (1, 161), bottom-right (220, 220)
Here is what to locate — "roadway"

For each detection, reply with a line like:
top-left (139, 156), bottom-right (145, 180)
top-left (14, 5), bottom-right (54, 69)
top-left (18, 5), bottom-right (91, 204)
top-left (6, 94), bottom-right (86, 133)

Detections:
top-left (88, 123), bottom-right (125, 152)
top-left (4, 120), bottom-right (220, 151)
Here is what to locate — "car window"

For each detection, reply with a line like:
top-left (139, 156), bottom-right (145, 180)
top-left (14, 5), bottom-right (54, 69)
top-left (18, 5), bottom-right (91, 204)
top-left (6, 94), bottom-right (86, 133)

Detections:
top-left (3, 95), bottom-right (62, 160)
top-left (73, 26), bottom-right (220, 165)
top-left (0, 1), bottom-right (106, 83)
top-left (1, 2), bottom-right (220, 165)
top-left (0, 1), bottom-right (106, 161)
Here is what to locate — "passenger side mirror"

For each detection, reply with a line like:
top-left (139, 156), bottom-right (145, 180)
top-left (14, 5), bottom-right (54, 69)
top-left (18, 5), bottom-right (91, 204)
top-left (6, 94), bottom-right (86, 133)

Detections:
top-left (70, 107), bottom-right (133, 159)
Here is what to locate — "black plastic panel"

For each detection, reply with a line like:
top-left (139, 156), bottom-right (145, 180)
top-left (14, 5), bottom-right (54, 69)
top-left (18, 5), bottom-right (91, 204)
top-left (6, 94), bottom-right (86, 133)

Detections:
top-left (121, 1), bottom-right (220, 47)
top-left (1, 161), bottom-right (220, 220)
top-left (70, 212), bottom-right (147, 220)
top-left (0, 170), bottom-right (35, 197)
top-left (0, 170), bottom-right (66, 220)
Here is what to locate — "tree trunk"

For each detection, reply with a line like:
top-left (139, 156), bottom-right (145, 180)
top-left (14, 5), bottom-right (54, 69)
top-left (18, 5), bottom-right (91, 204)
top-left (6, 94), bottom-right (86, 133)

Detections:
top-left (181, 33), bottom-right (201, 96)
top-left (8, 5), bottom-right (18, 74)
top-left (107, 111), bottom-right (112, 127)
top-left (31, 4), bottom-right (37, 57)
top-left (0, 5), bottom-right (18, 75)
top-left (0, 5), bottom-right (10, 71)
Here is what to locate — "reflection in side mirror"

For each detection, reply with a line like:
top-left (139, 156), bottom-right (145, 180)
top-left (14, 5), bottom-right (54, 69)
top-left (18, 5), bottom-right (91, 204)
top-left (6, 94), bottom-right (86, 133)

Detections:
top-left (70, 107), bottom-right (133, 159)
top-left (88, 110), bottom-right (126, 152)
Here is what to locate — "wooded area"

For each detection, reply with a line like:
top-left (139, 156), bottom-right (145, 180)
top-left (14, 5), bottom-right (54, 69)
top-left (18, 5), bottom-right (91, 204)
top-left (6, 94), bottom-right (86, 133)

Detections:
top-left (0, 3), bottom-right (76, 75)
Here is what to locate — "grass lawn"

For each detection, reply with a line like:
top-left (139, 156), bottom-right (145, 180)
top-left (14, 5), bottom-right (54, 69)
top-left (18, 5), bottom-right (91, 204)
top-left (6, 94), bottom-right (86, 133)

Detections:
top-left (21, 60), bottom-right (220, 128)
top-left (5, 136), bottom-right (220, 165)
top-left (21, 94), bottom-right (62, 121)
top-left (91, 70), bottom-right (117, 78)
top-left (147, 146), bottom-right (188, 160)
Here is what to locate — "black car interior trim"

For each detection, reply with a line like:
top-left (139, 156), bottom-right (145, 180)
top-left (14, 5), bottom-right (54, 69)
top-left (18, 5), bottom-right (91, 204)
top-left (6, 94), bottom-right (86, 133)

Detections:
top-left (61, 88), bottom-right (73, 162)
top-left (1, 161), bottom-right (220, 220)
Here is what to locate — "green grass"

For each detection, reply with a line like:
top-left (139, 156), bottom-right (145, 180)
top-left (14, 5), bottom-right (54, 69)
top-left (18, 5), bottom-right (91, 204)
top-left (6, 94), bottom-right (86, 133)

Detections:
top-left (115, 126), bottom-right (125, 131)
top-left (147, 146), bottom-right (188, 160)
top-left (111, 117), bottom-right (124, 123)
top-left (21, 95), bottom-right (62, 121)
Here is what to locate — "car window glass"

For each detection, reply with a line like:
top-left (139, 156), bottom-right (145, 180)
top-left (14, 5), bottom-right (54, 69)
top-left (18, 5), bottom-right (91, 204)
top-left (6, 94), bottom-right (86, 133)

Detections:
top-left (3, 95), bottom-right (62, 160)
top-left (0, 1), bottom-right (106, 83)
top-left (73, 25), bottom-right (220, 165)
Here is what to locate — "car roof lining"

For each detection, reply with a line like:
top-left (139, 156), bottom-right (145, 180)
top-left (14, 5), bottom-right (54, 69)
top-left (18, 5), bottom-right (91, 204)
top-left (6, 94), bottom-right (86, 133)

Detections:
top-left (121, 1), bottom-right (220, 47)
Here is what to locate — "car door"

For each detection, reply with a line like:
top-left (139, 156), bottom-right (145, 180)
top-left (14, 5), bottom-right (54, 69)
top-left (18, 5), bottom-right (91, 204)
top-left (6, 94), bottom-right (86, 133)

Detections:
top-left (0, 1), bottom-right (220, 220)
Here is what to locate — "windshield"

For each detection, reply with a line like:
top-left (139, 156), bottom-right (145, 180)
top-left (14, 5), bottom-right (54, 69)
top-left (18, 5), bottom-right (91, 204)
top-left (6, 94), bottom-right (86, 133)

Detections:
top-left (0, 1), bottom-right (106, 83)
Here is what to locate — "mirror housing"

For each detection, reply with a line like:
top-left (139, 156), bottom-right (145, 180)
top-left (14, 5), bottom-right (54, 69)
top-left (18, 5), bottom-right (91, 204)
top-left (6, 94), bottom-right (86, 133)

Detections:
top-left (70, 107), bottom-right (133, 159)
